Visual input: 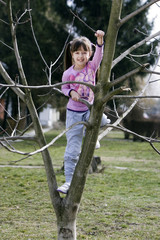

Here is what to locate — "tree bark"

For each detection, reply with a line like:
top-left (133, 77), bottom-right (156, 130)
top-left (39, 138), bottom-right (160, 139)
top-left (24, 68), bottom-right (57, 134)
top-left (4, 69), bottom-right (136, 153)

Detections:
top-left (57, 220), bottom-right (76, 240)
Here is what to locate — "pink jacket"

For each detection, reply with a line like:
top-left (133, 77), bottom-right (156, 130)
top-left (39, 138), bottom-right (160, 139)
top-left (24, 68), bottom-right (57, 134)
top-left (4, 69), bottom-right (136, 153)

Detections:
top-left (61, 44), bottom-right (103, 112)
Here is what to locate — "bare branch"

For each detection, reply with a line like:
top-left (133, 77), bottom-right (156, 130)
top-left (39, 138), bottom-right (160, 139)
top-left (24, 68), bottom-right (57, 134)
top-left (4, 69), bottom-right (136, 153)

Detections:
top-left (0, 40), bottom-right (14, 50)
top-left (0, 135), bottom-right (35, 141)
top-left (129, 43), bottom-right (154, 58)
top-left (112, 31), bottom-right (160, 68)
top-left (50, 18), bottom-right (75, 69)
top-left (19, 122), bottom-right (33, 136)
top-left (79, 98), bottom-right (92, 109)
top-left (0, 126), bottom-right (10, 136)
top-left (0, 86), bottom-right (9, 98)
top-left (28, 2), bottom-right (49, 70)
top-left (98, 74), bottom-right (151, 141)
top-left (107, 124), bottom-right (160, 144)
top-left (70, 9), bottom-right (96, 33)
top-left (0, 0), bottom-right (6, 5)
top-left (0, 140), bottom-right (30, 155)
top-left (0, 19), bottom-right (9, 27)
top-left (111, 74), bottom-right (120, 119)
top-left (0, 80), bottom-right (96, 92)
top-left (143, 69), bottom-right (160, 75)
top-left (1, 121), bottom-right (89, 163)
top-left (111, 63), bottom-right (149, 87)
top-left (119, 0), bottom-right (160, 27)
top-left (15, 8), bottom-right (31, 26)
top-left (28, 0), bottom-right (75, 85)
top-left (113, 95), bottom-right (160, 99)
top-left (8, 0), bottom-right (29, 88)
top-left (48, 16), bottom-right (75, 84)
top-left (0, 61), bottom-right (25, 101)
top-left (134, 27), bottom-right (160, 43)
top-left (150, 78), bottom-right (160, 83)
top-left (150, 141), bottom-right (160, 155)
top-left (102, 86), bottom-right (131, 104)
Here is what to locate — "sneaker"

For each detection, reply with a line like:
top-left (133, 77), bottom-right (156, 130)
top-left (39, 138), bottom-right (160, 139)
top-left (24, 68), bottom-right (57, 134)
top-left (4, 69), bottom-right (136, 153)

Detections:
top-left (101, 114), bottom-right (111, 127)
top-left (106, 118), bottom-right (111, 124)
top-left (57, 182), bottom-right (70, 194)
top-left (95, 140), bottom-right (100, 149)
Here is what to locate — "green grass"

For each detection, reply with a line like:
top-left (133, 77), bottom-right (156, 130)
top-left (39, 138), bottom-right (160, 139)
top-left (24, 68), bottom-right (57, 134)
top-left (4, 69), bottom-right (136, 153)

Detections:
top-left (0, 130), bottom-right (160, 239)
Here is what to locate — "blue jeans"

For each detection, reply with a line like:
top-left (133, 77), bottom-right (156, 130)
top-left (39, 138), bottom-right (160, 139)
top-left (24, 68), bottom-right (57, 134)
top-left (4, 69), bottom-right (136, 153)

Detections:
top-left (64, 109), bottom-right (109, 183)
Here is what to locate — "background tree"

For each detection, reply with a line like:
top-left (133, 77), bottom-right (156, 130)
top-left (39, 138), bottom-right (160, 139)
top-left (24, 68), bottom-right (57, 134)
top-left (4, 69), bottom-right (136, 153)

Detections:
top-left (0, 0), bottom-right (70, 122)
top-left (0, 0), bottom-right (160, 239)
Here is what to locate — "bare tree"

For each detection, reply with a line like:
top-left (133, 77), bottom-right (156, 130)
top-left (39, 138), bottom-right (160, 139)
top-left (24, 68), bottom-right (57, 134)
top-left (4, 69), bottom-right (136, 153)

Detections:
top-left (0, 0), bottom-right (160, 239)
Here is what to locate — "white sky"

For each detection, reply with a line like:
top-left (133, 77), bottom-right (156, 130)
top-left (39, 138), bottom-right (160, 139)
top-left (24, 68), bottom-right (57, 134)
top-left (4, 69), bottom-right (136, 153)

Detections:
top-left (148, 2), bottom-right (160, 33)
top-left (145, 2), bottom-right (160, 96)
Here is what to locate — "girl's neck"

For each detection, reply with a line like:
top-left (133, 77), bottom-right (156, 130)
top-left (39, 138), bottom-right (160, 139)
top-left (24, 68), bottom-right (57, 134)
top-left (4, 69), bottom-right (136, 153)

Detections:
top-left (73, 64), bottom-right (86, 71)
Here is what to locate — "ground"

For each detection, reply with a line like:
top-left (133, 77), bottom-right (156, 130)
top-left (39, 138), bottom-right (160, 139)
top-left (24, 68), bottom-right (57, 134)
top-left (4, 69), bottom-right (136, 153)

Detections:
top-left (0, 130), bottom-right (160, 239)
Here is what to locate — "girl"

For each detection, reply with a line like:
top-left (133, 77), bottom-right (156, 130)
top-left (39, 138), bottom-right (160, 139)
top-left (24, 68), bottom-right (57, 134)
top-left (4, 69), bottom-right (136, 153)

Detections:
top-left (57, 30), bottom-right (110, 194)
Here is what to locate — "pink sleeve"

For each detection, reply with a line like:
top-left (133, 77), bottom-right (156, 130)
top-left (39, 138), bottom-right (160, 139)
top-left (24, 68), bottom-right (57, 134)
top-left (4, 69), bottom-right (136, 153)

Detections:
top-left (61, 70), bottom-right (73, 97)
top-left (90, 44), bottom-right (104, 71)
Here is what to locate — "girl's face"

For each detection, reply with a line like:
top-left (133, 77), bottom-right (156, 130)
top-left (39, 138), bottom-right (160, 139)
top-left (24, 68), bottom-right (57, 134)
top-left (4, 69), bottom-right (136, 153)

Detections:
top-left (71, 46), bottom-right (91, 70)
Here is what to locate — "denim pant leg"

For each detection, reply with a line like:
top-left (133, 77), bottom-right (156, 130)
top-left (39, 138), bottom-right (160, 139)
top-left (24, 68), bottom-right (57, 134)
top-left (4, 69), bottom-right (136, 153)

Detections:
top-left (64, 110), bottom-right (86, 183)
top-left (85, 111), bottom-right (109, 127)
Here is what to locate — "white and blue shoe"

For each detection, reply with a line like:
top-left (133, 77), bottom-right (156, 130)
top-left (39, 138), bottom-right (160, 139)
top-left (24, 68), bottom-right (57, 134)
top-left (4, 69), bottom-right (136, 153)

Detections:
top-left (95, 140), bottom-right (101, 149)
top-left (57, 182), bottom-right (70, 194)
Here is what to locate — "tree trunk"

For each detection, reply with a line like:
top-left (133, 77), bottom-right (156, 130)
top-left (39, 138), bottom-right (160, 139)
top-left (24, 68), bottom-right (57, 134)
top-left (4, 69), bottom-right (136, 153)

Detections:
top-left (57, 220), bottom-right (76, 240)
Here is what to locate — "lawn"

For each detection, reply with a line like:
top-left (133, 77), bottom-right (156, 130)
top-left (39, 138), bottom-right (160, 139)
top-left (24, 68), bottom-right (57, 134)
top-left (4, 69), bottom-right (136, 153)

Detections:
top-left (0, 130), bottom-right (160, 239)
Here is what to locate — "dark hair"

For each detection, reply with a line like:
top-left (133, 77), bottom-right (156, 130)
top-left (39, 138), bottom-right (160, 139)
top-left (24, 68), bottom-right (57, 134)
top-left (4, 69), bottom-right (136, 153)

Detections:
top-left (64, 36), bottom-right (92, 71)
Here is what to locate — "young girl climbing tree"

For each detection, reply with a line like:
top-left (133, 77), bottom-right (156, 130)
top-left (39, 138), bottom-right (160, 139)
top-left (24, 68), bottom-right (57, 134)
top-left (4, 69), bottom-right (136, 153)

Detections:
top-left (57, 30), bottom-right (110, 194)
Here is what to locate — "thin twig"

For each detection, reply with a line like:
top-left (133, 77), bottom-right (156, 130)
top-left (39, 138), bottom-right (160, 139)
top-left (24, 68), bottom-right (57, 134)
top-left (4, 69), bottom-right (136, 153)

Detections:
top-left (70, 9), bottom-right (96, 33)
top-left (113, 95), bottom-right (160, 99)
top-left (129, 43), bottom-right (153, 58)
top-left (150, 141), bottom-right (160, 155)
top-left (0, 0), bottom-right (6, 5)
top-left (0, 87), bottom-right (9, 98)
top-left (0, 141), bottom-right (30, 155)
top-left (15, 8), bottom-right (32, 26)
top-left (0, 40), bottom-right (14, 51)
top-left (149, 78), bottom-right (160, 84)
top-left (28, 1), bottom-right (49, 69)
top-left (0, 135), bottom-right (35, 141)
top-left (0, 18), bottom-right (9, 25)
top-left (48, 16), bottom-right (75, 84)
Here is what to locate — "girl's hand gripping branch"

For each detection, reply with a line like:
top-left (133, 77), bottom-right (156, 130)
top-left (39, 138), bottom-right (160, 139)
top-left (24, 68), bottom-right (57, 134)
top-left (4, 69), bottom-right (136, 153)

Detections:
top-left (95, 30), bottom-right (105, 46)
top-left (70, 90), bottom-right (80, 102)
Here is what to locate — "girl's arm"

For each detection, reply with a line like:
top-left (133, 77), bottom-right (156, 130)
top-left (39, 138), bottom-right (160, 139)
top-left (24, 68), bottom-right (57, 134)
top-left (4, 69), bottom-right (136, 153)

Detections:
top-left (61, 71), bottom-right (80, 101)
top-left (90, 30), bottom-right (105, 70)
top-left (61, 71), bottom-right (72, 97)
